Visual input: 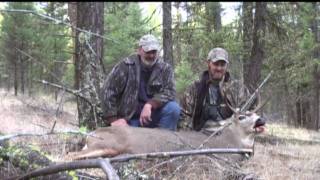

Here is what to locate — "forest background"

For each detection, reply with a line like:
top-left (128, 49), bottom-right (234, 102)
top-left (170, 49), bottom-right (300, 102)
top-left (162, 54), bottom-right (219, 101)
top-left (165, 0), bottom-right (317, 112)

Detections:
top-left (0, 2), bottom-right (319, 131)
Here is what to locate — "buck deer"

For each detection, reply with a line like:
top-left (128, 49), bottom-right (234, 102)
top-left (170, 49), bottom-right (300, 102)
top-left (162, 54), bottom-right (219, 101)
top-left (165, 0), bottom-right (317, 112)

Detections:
top-left (66, 102), bottom-right (266, 161)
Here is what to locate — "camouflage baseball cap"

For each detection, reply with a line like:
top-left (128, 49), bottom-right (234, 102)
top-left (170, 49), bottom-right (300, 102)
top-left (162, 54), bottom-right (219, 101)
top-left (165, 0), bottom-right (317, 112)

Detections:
top-left (207, 47), bottom-right (229, 63)
top-left (139, 34), bottom-right (160, 52)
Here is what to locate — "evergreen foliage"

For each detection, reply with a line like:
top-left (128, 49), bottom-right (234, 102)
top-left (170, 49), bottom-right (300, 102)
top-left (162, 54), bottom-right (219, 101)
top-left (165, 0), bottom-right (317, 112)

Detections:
top-left (104, 2), bottom-right (150, 72)
top-left (0, 2), bottom-right (318, 128)
top-left (0, 2), bottom-right (71, 94)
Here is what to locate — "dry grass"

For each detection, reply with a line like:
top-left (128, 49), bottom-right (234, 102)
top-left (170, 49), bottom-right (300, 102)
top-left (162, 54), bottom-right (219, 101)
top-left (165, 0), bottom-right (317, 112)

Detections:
top-left (1, 88), bottom-right (320, 179)
top-left (243, 144), bottom-right (320, 180)
top-left (267, 123), bottom-right (320, 142)
top-left (241, 123), bottom-right (320, 180)
top-left (0, 88), bottom-right (78, 134)
top-left (0, 89), bottom-right (105, 178)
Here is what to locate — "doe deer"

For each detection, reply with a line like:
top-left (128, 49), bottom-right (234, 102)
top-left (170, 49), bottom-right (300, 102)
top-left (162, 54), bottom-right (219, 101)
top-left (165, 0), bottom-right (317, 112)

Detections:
top-left (66, 102), bottom-right (266, 161)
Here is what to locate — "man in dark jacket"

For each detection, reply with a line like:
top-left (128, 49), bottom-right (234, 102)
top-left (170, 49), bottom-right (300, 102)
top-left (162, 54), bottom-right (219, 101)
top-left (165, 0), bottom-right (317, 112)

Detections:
top-left (101, 34), bottom-right (180, 131)
top-left (179, 47), bottom-right (254, 132)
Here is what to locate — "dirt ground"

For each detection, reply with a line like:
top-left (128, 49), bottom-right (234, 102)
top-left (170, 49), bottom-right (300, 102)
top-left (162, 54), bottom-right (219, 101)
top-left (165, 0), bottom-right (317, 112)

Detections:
top-left (1, 89), bottom-right (320, 179)
top-left (0, 89), bottom-right (79, 134)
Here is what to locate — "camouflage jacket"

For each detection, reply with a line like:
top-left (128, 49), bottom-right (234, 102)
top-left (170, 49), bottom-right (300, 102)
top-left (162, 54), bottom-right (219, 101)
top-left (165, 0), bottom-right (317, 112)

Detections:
top-left (178, 71), bottom-right (254, 131)
top-left (101, 53), bottom-right (176, 124)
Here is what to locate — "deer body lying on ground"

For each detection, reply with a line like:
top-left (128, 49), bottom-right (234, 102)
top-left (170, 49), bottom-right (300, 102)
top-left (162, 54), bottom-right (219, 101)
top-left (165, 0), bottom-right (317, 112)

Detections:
top-left (66, 109), bottom-right (266, 161)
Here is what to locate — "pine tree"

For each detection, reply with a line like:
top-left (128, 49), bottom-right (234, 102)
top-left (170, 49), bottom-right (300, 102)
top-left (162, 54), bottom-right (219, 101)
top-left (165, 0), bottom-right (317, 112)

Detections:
top-left (0, 2), bottom-right (35, 95)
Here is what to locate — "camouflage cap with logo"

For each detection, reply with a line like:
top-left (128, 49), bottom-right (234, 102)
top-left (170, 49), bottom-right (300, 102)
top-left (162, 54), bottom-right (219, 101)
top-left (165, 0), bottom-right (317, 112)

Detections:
top-left (207, 47), bottom-right (229, 63)
top-left (139, 34), bottom-right (160, 52)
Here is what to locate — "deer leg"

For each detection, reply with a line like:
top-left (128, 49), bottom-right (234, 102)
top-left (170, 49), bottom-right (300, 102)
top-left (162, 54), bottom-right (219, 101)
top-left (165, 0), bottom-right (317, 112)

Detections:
top-left (66, 148), bottom-right (120, 160)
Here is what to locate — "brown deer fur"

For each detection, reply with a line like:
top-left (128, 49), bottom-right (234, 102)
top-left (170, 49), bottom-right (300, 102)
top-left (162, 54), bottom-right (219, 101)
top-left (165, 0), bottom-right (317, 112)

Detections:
top-left (66, 111), bottom-right (265, 161)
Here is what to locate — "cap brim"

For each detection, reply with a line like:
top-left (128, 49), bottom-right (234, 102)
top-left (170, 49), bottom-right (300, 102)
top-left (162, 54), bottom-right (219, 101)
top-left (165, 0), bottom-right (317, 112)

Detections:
top-left (142, 44), bottom-right (159, 52)
top-left (210, 58), bottom-right (229, 64)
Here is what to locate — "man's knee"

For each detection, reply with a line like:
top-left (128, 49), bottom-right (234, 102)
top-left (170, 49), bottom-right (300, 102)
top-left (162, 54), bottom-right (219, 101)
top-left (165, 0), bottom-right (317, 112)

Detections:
top-left (158, 101), bottom-right (181, 130)
top-left (162, 101), bottom-right (181, 116)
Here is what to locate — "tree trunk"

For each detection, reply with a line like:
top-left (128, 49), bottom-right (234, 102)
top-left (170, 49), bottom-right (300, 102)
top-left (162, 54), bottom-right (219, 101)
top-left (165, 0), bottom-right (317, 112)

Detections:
top-left (27, 59), bottom-right (33, 96)
top-left (205, 2), bottom-right (222, 33)
top-left (313, 66), bottom-right (320, 129)
top-left (75, 2), bottom-right (105, 129)
top-left (311, 2), bottom-right (320, 130)
top-left (14, 57), bottom-right (18, 96)
top-left (10, 28), bottom-right (19, 96)
top-left (283, 82), bottom-right (295, 126)
top-left (68, 2), bottom-right (78, 90)
top-left (19, 43), bottom-right (25, 95)
top-left (184, 2), bottom-right (194, 63)
top-left (295, 85), bottom-right (312, 128)
top-left (205, 2), bottom-right (221, 33)
top-left (242, 2), bottom-right (253, 89)
top-left (213, 3), bottom-right (222, 32)
top-left (163, 2), bottom-right (174, 67)
top-left (173, 2), bottom-right (182, 64)
top-left (6, 62), bottom-right (10, 91)
top-left (20, 55), bottom-right (25, 95)
top-left (243, 2), bottom-right (267, 91)
top-left (301, 99), bottom-right (311, 128)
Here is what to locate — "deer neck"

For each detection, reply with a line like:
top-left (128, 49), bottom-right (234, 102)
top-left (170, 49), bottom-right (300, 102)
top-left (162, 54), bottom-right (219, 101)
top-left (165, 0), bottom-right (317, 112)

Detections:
top-left (240, 134), bottom-right (255, 148)
top-left (229, 123), bottom-right (255, 148)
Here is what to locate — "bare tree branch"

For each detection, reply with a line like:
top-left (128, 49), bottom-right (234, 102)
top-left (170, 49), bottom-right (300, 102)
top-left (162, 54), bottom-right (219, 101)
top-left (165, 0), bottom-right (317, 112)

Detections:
top-left (0, 130), bottom-right (101, 142)
top-left (15, 47), bottom-right (69, 90)
top-left (34, 79), bottom-right (91, 105)
top-left (142, 7), bottom-right (158, 24)
top-left (98, 158), bottom-right (119, 180)
top-left (0, 9), bottom-right (119, 44)
top-left (11, 148), bottom-right (252, 179)
top-left (11, 158), bottom-right (119, 180)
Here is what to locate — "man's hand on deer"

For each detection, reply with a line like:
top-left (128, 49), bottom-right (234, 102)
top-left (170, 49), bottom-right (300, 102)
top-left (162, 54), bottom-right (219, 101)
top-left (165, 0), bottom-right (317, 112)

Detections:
top-left (111, 118), bottom-right (128, 126)
top-left (140, 103), bottom-right (152, 126)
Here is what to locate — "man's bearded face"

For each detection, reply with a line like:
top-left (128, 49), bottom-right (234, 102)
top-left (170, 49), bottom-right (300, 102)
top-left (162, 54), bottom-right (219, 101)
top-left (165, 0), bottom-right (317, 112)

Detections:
top-left (207, 60), bottom-right (227, 80)
top-left (139, 49), bottom-right (158, 67)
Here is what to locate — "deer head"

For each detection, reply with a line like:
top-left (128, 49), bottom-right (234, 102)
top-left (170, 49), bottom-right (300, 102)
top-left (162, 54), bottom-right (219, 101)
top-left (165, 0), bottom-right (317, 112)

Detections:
top-left (221, 96), bottom-right (266, 149)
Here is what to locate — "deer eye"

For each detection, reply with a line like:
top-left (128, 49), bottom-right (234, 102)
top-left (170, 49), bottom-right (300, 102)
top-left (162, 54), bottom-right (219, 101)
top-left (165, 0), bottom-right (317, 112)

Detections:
top-left (238, 115), bottom-right (246, 120)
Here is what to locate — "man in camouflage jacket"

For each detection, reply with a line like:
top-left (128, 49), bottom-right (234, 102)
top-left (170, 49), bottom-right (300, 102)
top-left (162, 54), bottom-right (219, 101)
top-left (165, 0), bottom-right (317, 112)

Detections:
top-left (101, 34), bottom-right (180, 131)
top-left (179, 48), bottom-right (255, 132)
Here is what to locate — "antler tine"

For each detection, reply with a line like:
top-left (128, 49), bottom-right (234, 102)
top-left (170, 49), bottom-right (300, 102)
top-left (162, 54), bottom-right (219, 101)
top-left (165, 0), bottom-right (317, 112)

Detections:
top-left (250, 90), bottom-right (261, 113)
top-left (226, 99), bottom-right (238, 114)
top-left (222, 88), bottom-right (239, 114)
top-left (252, 96), bottom-right (270, 113)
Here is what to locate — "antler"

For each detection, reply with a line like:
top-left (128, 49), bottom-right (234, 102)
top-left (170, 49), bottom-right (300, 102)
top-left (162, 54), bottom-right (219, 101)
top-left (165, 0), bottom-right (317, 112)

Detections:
top-left (221, 85), bottom-right (239, 114)
top-left (244, 90), bottom-right (269, 114)
top-left (241, 71), bottom-right (273, 112)
top-left (225, 99), bottom-right (238, 114)
top-left (251, 96), bottom-right (270, 113)
top-left (226, 89), bottom-right (268, 114)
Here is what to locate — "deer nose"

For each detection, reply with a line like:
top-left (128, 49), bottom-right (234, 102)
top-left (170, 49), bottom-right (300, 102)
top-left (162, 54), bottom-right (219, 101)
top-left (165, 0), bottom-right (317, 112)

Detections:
top-left (254, 117), bottom-right (266, 128)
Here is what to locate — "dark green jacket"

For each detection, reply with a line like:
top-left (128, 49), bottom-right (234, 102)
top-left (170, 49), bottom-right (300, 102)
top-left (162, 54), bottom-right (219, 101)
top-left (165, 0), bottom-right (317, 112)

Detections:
top-left (101, 53), bottom-right (176, 124)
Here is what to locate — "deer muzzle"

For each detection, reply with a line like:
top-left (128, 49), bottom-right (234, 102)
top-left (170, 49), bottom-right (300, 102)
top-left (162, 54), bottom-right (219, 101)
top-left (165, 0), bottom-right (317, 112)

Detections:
top-left (254, 117), bottom-right (266, 133)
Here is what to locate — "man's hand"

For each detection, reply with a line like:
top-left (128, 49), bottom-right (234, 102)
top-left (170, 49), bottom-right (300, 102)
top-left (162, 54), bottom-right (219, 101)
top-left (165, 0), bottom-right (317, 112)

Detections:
top-left (111, 118), bottom-right (128, 126)
top-left (140, 103), bottom-right (152, 126)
